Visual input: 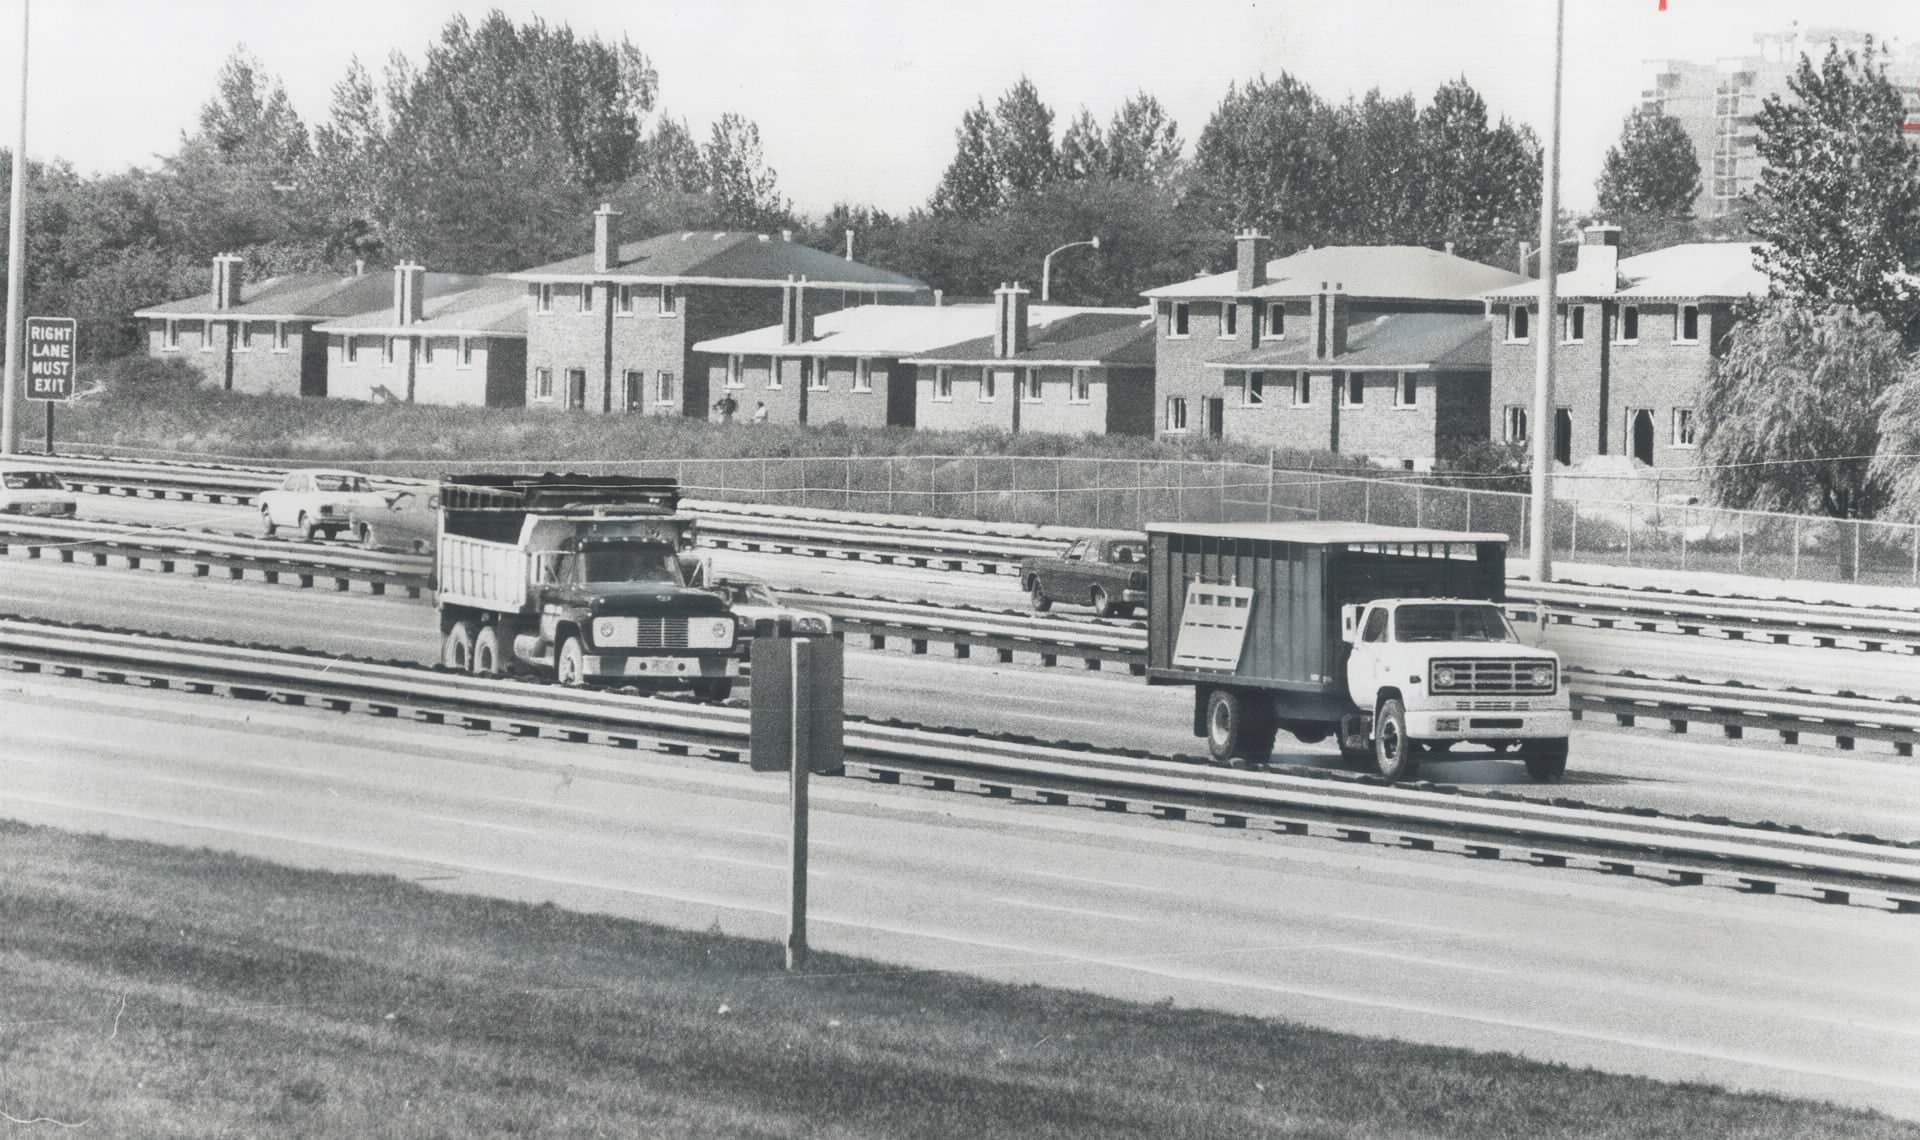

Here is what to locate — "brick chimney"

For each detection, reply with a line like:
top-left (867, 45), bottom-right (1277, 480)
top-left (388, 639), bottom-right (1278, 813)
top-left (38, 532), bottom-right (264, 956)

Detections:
top-left (1234, 229), bottom-right (1268, 292)
top-left (993, 282), bottom-right (1031, 358)
top-left (1576, 223), bottom-right (1621, 285)
top-left (592, 203), bottom-right (621, 274)
top-left (392, 263), bottom-right (426, 325)
top-left (211, 253), bottom-right (244, 311)
top-left (781, 274), bottom-right (815, 344)
top-left (1309, 281), bottom-right (1349, 361)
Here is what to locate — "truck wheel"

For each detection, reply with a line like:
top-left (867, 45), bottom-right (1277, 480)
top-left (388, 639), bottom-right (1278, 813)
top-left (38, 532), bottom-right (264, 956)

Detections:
top-left (1373, 698), bottom-right (1421, 782)
top-left (259, 506), bottom-right (277, 537)
top-left (1523, 738), bottom-right (1570, 782)
top-left (471, 625), bottom-right (504, 677)
top-left (1028, 578), bottom-right (1051, 613)
top-left (1204, 689), bottom-right (1271, 765)
top-left (556, 637), bottom-right (587, 686)
top-left (442, 620), bottom-right (477, 671)
top-left (1090, 586), bottom-right (1115, 618)
top-left (692, 678), bottom-right (734, 703)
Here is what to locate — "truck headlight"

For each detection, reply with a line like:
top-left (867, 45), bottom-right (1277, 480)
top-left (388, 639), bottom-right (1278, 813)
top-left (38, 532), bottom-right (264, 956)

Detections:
top-left (1529, 665), bottom-right (1555, 688)
top-left (687, 618), bottom-right (735, 649)
top-left (1433, 666), bottom-right (1456, 689)
top-left (593, 617), bottom-right (637, 647)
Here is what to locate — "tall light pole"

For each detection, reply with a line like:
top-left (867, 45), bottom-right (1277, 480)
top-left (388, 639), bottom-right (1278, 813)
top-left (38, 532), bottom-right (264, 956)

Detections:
top-left (1528, 0), bottom-right (1565, 582)
top-left (0, 0), bottom-right (27, 456)
top-left (1041, 236), bottom-right (1100, 302)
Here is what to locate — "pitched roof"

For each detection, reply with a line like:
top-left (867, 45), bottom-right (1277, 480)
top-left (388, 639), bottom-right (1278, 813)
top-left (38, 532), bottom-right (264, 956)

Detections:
top-left (512, 231), bottom-right (926, 292)
top-left (314, 280), bottom-right (529, 338)
top-left (1204, 311), bottom-right (1493, 372)
top-left (692, 303), bottom-right (1137, 360)
top-left (134, 272), bottom-right (493, 321)
top-left (1143, 245), bottom-right (1526, 302)
top-left (1483, 242), bottom-right (1767, 302)
top-left (903, 310), bottom-right (1156, 367)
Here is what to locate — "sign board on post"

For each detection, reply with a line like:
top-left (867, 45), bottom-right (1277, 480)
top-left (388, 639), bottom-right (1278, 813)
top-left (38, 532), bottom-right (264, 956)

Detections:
top-left (25, 317), bottom-right (77, 456)
top-left (749, 634), bottom-right (845, 971)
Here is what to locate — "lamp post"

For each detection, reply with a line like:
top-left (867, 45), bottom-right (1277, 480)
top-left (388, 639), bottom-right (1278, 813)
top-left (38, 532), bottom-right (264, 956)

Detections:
top-left (1, 0), bottom-right (28, 455)
top-left (1528, 0), bottom-right (1565, 583)
top-left (1041, 236), bottom-right (1100, 302)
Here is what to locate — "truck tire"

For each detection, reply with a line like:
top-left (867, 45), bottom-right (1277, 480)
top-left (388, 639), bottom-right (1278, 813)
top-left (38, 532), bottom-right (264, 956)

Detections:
top-left (1373, 698), bottom-right (1421, 782)
top-left (471, 625), bottom-right (505, 677)
top-left (442, 620), bottom-right (477, 671)
top-left (1028, 578), bottom-right (1052, 613)
top-left (1523, 738), bottom-right (1570, 782)
top-left (1204, 688), bottom-right (1272, 765)
top-left (556, 637), bottom-right (587, 687)
top-left (692, 678), bottom-right (733, 703)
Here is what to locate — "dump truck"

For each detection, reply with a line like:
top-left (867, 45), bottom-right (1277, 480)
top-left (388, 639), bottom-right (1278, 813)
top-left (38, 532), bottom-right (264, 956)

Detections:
top-left (433, 473), bottom-right (738, 699)
top-left (1144, 522), bottom-right (1571, 782)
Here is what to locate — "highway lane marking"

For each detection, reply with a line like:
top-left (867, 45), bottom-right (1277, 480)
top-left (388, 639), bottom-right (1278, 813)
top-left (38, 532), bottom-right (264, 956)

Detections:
top-left (692, 853), bottom-right (840, 879)
top-left (1333, 913), bottom-right (1475, 935)
top-left (1016, 869), bottom-right (1190, 896)
top-left (1336, 946), bottom-right (1511, 976)
top-left (417, 813), bottom-right (538, 836)
top-left (989, 897), bottom-right (1144, 923)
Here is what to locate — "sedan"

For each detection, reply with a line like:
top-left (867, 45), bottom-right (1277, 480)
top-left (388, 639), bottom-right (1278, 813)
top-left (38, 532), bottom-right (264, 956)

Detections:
top-left (709, 575), bottom-right (833, 653)
top-left (258, 469), bottom-right (387, 541)
top-left (0, 467), bottom-right (77, 517)
top-left (349, 488), bottom-right (437, 553)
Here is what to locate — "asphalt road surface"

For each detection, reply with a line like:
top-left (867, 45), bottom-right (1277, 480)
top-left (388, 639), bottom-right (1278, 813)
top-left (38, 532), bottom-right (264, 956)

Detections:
top-left (3, 672), bottom-right (1915, 1119)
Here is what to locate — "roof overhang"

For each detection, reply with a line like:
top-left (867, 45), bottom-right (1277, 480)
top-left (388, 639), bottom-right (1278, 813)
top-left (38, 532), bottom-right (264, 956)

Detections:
top-left (506, 272), bottom-right (923, 292)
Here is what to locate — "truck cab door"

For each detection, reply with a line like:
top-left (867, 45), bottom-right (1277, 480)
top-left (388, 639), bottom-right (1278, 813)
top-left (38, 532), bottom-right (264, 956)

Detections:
top-left (1344, 605), bottom-right (1391, 706)
top-left (1057, 538), bottom-right (1089, 593)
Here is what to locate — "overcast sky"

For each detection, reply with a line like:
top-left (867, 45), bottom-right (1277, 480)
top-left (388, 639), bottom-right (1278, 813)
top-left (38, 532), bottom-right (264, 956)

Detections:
top-left (2, 0), bottom-right (1917, 217)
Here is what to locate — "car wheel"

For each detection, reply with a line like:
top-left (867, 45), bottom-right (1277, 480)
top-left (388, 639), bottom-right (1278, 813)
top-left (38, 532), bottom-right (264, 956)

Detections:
top-left (358, 524), bottom-right (378, 550)
top-left (442, 620), bottom-right (477, 671)
top-left (1523, 738), bottom-right (1570, 783)
top-left (260, 506), bottom-right (277, 537)
top-left (472, 625), bottom-right (505, 677)
top-left (1028, 578), bottom-right (1052, 613)
top-left (298, 512), bottom-right (320, 541)
top-left (1373, 697), bottom-right (1421, 782)
top-left (1090, 586), bottom-right (1116, 618)
top-left (556, 637), bottom-right (586, 687)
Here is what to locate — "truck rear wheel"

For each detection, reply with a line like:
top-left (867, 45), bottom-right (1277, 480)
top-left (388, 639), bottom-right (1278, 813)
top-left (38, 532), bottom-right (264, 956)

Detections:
top-left (472, 625), bottom-right (504, 677)
top-left (1205, 688), bottom-right (1273, 765)
top-left (1373, 698), bottom-right (1421, 782)
top-left (1028, 578), bottom-right (1051, 612)
top-left (442, 620), bottom-right (477, 671)
top-left (692, 678), bottom-right (733, 703)
top-left (1523, 738), bottom-right (1569, 782)
top-left (556, 637), bottom-right (586, 686)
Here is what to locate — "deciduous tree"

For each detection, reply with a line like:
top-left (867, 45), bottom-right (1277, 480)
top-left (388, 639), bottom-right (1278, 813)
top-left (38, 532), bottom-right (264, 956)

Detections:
top-left (1596, 106), bottom-right (1702, 220)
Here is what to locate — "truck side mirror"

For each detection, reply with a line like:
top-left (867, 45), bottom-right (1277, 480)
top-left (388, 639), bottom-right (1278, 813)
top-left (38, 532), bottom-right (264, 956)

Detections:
top-left (1340, 604), bottom-right (1364, 644)
top-left (678, 554), bottom-right (710, 588)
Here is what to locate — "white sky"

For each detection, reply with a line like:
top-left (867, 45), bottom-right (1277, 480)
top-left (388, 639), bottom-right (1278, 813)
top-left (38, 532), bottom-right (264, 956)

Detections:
top-left (2, 0), bottom-right (1917, 216)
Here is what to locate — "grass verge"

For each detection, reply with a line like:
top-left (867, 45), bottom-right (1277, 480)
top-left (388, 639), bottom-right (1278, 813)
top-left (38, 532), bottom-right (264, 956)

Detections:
top-left (2, 819), bottom-right (1913, 1139)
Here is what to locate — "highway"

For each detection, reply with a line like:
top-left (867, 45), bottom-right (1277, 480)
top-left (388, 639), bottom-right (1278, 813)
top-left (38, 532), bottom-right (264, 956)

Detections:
top-left (3, 671), bottom-right (1915, 1119)
top-left (4, 553), bottom-right (1919, 838)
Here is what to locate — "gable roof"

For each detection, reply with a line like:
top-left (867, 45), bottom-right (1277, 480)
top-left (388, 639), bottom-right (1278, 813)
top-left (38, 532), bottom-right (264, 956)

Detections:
top-left (1204, 311), bottom-right (1493, 372)
top-left (134, 272), bottom-right (493, 322)
top-left (1483, 242), bottom-right (1767, 303)
top-left (1143, 245), bottom-right (1526, 302)
top-left (512, 231), bottom-right (926, 292)
top-left (903, 310), bottom-right (1156, 367)
top-left (313, 279), bottom-right (529, 339)
top-left (692, 302), bottom-right (1137, 360)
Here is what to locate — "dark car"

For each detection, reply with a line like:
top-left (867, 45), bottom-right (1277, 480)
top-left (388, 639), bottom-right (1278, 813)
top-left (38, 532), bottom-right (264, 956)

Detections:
top-left (1020, 532), bottom-right (1149, 617)
top-left (349, 488), bottom-right (436, 553)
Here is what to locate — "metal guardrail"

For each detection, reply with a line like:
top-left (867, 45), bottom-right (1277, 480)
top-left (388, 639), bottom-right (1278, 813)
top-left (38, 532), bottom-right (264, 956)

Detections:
top-left (2, 614), bottom-right (1914, 910)
top-left (0, 516), bottom-right (424, 596)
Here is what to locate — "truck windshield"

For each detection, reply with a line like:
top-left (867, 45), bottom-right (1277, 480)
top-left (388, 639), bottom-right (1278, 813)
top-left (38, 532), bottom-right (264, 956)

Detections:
top-left (1394, 604), bottom-right (1514, 643)
top-left (581, 547), bottom-right (681, 585)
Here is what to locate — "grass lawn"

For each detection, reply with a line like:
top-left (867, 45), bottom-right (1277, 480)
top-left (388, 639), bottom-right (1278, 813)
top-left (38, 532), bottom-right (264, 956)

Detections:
top-left (2, 820), bottom-right (1913, 1139)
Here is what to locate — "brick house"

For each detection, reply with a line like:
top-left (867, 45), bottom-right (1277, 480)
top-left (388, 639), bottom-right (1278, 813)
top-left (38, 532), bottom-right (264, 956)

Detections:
top-left (134, 255), bottom-right (496, 399)
top-left (1482, 227), bottom-right (1765, 470)
top-left (313, 265), bottom-right (528, 407)
top-left (902, 284), bottom-right (1155, 436)
top-left (1142, 234), bottom-right (1525, 468)
top-left (508, 206), bottom-right (926, 417)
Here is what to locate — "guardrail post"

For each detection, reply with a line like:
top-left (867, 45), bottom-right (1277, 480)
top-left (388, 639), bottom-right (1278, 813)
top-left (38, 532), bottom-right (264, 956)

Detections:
top-left (1624, 501), bottom-right (1631, 565)
top-left (1363, 482), bottom-right (1371, 524)
top-left (1852, 522), bottom-right (1861, 583)
top-left (972, 461), bottom-right (979, 520)
top-left (1570, 510), bottom-right (1577, 558)
top-left (1464, 488), bottom-right (1471, 533)
top-left (1054, 462), bottom-right (1062, 526)
top-left (1792, 517), bottom-right (1800, 578)
top-left (845, 456), bottom-right (852, 512)
top-left (886, 461), bottom-right (894, 515)
top-left (1739, 524), bottom-right (1745, 575)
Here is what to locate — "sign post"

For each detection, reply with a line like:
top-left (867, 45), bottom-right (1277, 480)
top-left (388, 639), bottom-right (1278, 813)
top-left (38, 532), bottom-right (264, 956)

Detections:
top-left (24, 316), bottom-right (75, 455)
top-left (750, 635), bottom-right (844, 971)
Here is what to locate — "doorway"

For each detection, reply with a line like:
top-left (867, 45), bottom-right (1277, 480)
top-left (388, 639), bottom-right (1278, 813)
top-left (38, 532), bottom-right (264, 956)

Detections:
top-left (1554, 407), bottom-right (1572, 466)
top-left (1204, 396), bottom-right (1224, 440)
top-left (566, 368), bottom-right (588, 411)
top-left (1628, 408), bottom-right (1655, 466)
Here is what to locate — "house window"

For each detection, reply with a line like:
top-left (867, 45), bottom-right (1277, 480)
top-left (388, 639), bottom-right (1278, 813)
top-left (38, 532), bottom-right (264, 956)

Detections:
top-left (657, 371), bottom-right (676, 404)
top-left (659, 284), bottom-right (678, 316)
top-left (421, 338), bottom-right (435, 366)
top-left (726, 355), bottom-right (745, 389)
top-left (1023, 370), bottom-right (1042, 402)
top-left (933, 367), bottom-right (953, 402)
top-left (1562, 304), bottom-right (1585, 343)
top-left (1220, 302), bottom-right (1237, 338)
top-left (162, 319), bottom-right (180, 350)
top-left (1678, 305), bottom-right (1700, 344)
top-left (1244, 371), bottom-right (1265, 407)
top-left (200, 320), bottom-right (218, 351)
top-left (459, 338), bottom-right (475, 367)
top-left (1619, 305), bottom-right (1640, 343)
top-left (1292, 372), bottom-right (1312, 407)
top-left (345, 336), bottom-right (361, 365)
top-left (577, 283), bottom-right (593, 313)
top-left (1171, 302), bottom-right (1190, 337)
top-left (852, 359), bottom-right (873, 392)
top-left (1165, 396), bottom-right (1189, 432)
top-left (767, 358), bottom-right (784, 390)
top-left (1672, 407), bottom-right (1697, 447)
top-left (1503, 405), bottom-right (1528, 443)
top-left (384, 337), bottom-right (398, 365)
top-left (1070, 368), bottom-right (1090, 404)
top-left (535, 367), bottom-right (554, 401)
top-left (982, 369), bottom-right (1008, 402)
top-left (1343, 374), bottom-right (1364, 407)
top-left (1266, 304), bottom-right (1285, 337)
top-left (273, 322), bottom-right (289, 352)
top-left (1395, 372), bottom-right (1417, 408)
top-left (806, 359), bottom-right (826, 391)
top-left (537, 284), bottom-right (554, 313)
top-left (234, 321), bottom-right (253, 352)
top-left (1508, 306), bottom-right (1530, 342)
top-left (617, 285), bottom-right (636, 316)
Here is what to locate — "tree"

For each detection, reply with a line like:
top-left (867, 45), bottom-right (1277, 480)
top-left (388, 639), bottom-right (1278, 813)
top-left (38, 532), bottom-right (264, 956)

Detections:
top-left (195, 49), bottom-right (311, 171)
top-left (1596, 107), bottom-right (1701, 220)
top-left (1699, 300), bottom-right (1902, 530)
top-left (1186, 73), bottom-right (1343, 250)
top-left (1104, 92), bottom-right (1183, 188)
top-left (991, 76), bottom-right (1057, 198)
top-left (704, 113), bottom-right (789, 229)
top-left (634, 115), bottom-right (708, 194)
top-left (930, 99), bottom-right (1000, 219)
top-left (1331, 89), bottom-right (1419, 245)
top-left (1749, 37), bottom-right (1920, 326)
top-left (1059, 108), bottom-right (1109, 182)
top-left (1411, 79), bottom-right (1540, 265)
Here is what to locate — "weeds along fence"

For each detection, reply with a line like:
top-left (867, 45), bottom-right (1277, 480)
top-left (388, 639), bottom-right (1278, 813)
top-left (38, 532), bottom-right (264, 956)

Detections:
top-left (345, 453), bottom-right (1920, 588)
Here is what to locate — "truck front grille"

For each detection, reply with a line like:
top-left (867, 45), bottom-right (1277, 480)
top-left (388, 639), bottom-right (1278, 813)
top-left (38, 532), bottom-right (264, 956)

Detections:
top-left (591, 616), bottom-right (690, 650)
top-left (1430, 658), bottom-right (1555, 695)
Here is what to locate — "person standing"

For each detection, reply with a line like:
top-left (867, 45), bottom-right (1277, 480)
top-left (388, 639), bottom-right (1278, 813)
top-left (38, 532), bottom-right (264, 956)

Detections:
top-left (712, 393), bottom-right (739, 424)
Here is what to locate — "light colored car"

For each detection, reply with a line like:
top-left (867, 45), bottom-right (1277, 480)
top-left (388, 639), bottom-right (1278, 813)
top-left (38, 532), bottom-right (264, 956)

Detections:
top-left (0, 467), bottom-right (77, 517)
top-left (710, 575), bottom-right (833, 652)
top-left (258, 469), bottom-right (386, 541)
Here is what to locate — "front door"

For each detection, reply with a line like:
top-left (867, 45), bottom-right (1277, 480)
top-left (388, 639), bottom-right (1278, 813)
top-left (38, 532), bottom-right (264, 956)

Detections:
top-left (1554, 408), bottom-right (1572, 466)
top-left (626, 370), bottom-right (645, 413)
top-left (566, 368), bottom-right (588, 411)
top-left (1628, 408), bottom-right (1655, 466)
top-left (1204, 396), bottom-right (1224, 439)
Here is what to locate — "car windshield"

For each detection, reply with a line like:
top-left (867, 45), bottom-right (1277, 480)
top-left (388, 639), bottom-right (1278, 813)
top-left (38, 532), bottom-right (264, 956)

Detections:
top-left (1, 472), bottom-right (62, 490)
top-left (313, 474), bottom-right (371, 493)
top-left (581, 547), bottom-right (681, 585)
top-left (1108, 542), bottom-right (1144, 563)
top-left (1394, 604), bottom-right (1515, 643)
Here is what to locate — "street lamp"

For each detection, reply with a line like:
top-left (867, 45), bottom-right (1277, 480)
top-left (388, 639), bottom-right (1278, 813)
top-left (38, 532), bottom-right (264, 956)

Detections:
top-left (1041, 236), bottom-right (1100, 302)
top-left (0, 0), bottom-right (28, 455)
top-left (1528, 0), bottom-right (1566, 584)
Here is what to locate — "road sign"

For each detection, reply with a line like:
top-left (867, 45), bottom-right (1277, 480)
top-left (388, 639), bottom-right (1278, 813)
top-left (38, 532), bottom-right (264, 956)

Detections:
top-left (24, 316), bottom-right (76, 402)
top-left (749, 636), bottom-right (845, 774)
